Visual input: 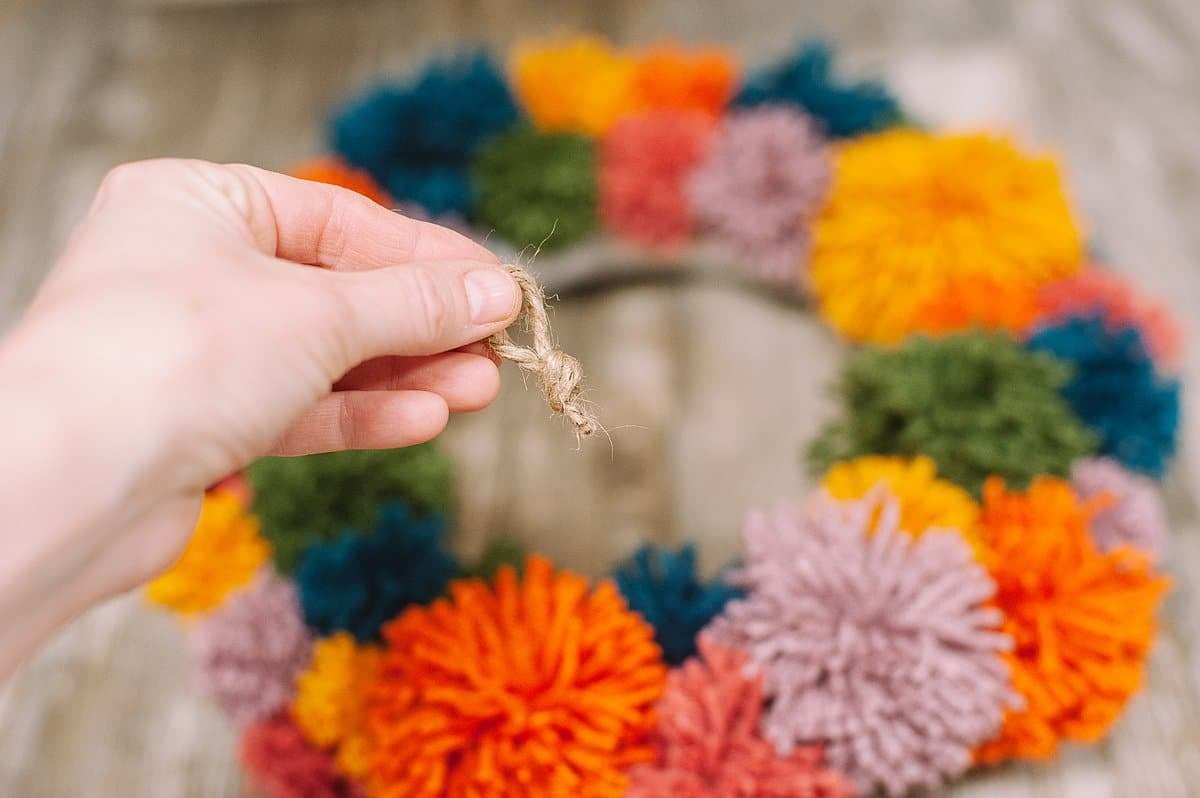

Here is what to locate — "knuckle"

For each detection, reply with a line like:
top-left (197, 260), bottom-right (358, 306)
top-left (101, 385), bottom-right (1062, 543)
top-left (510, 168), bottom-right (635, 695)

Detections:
top-left (401, 268), bottom-right (455, 349)
top-left (337, 397), bottom-right (358, 450)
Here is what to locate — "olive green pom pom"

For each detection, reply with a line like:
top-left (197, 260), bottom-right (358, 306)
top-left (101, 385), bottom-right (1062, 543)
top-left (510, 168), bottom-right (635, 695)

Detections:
top-left (472, 127), bottom-right (596, 250)
top-left (808, 332), bottom-right (1098, 497)
top-left (248, 444), bottom-right (455, 574)
top-left (465, 538), bottom-right (528, 580)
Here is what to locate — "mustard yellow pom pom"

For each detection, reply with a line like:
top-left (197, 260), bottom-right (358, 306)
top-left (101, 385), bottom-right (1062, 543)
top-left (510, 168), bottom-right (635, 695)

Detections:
top-left (145, 490), bottom-right (270, 616)
top-left (291, 632), bottom-right (381, 781)
top-left (810, 131), bottom-right (1084, 344)
top-left (511, 36), bottom-right (641, 136)
top-left (822, 455), bottom-right (981, 546)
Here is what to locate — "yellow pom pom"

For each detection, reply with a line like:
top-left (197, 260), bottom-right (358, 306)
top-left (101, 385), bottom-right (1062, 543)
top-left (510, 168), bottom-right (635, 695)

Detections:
top-left (822, 455), bottom-right (981, 546)
top-left (145, 490), bottom-right (270, 615)
top-left (291, 632), bottom-right (381, 781)
top-left (511, 36), bottom-right (641, 136)
top-left (810, 131), bottom-right (1084, 344)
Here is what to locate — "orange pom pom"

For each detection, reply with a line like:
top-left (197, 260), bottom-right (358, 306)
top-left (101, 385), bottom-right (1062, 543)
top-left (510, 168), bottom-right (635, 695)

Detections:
top-left (632, 44), bottom-right (738, 118)
top-left (290, 157), bottom-right (393, 207)
top-left (974, 477), bottom-right (1168, 764)
top-left (916, 274), bottom-right (1042, 337)
top-left (511, 37), bottom-right (641, 136)
top-left (365, 556), bottom-right (667, 798)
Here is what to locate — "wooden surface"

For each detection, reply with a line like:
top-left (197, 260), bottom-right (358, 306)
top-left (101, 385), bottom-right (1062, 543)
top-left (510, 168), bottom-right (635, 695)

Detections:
top-left (2, 0), bottom-right (1200, 795)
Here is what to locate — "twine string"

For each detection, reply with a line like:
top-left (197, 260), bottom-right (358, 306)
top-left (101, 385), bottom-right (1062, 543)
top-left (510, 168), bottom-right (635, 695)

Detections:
top-left (488, 264), bottom-right (598, 438)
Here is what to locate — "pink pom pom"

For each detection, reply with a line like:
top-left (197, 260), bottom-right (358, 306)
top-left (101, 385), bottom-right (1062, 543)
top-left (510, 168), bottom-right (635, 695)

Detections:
top-left (1071, 456), bottom-right (1169, 562)
top-left (240, 712), bottom-right (361, 798)
top-left (688, 107), bottom-right (831, 283)
top-left (187, 571), bottom-right (312, 727)
top-left (628, 636), bottom-right (853, 798)
top-left (599, 109), bottom-right (714, 247)
top-left (1035, 268), bottom-right (1184, 369)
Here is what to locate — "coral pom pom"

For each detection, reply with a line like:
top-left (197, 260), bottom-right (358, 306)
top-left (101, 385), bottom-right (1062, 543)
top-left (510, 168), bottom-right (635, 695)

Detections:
top-left (240, 712), bottom-right (361, 798)
top-left (612, 544), bottom-right (741, 665)
top-left (296, 503), bottom-right (457, 643)
top-left (472, 127), bottom-right (597, 250)
top-left (249, 444), bottom-right (454, 574)
top-left (810, 131), bottom-right (1084, 344)
top-left (627, 637), bottom-right (854, 798)
top-left (145, 490), bottom-right (269, 616)
top-left (511, 36), bottom-right (640, 136)
top-left (974, 477), bottom-right (1168, 763)
top-left (600, 110), bottom-right (713, 246)
top-left (365, 556), bottom-right (667, 797)
top-left (632, 44), bottom-right (738, 118)
top-left (1072, 457), bottom-right (1169, 562)
top-left (188, 572), bottom-right (312, 726)
top-left (809, 332), bottom-right (1097, 498)
top-left (289, 158), bottom-right (393, 207)
top-left (291, 632), bottom-right (382, 781)
top-left (688, 107), bottom-right (831, 283)
top-left (1027, 316), bottom-right (1180, 478)
top-left (706, 489), bottom-right (1013, 795)
top-left (735, 40), bottom-right (900, 137)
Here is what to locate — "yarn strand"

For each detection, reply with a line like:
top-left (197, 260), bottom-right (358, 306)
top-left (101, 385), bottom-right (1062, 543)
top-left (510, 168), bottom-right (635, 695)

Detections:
top-left (489, 264), bottom-right (598, 437)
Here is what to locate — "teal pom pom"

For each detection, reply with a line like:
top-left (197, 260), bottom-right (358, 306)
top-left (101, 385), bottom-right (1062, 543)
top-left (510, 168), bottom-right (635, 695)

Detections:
top-left (295, 503), bottom-right (458, 642)
top-left (248, 444), bottom-right (455, 574)
top-left (735, 40), bottom-right (901, 137)
top-left (330, 51), bottom-right (519, 215)
top-left (612, 544), bottom-right (741, 666)
top-left (472, 127), bottom-right (597, 251)
top-left (1028, 315), bottom-right (1180, 479)
top-left (809, 332), bottom-right (1098, 497)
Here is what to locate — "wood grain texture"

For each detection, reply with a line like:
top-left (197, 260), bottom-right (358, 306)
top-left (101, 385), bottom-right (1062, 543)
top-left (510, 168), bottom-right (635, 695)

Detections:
top-left (1, 0), bottom-right (1198, 795)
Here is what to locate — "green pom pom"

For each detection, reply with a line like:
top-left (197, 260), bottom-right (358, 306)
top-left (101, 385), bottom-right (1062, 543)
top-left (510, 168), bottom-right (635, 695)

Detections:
top-left (465, 538), bottom-right (528, 580)
top-left (808, 332), bottom-right (1098, 497)
top-left (472, 126), bottom-right (596, 250)
top-left (248, 444), bottom-right (455, 574)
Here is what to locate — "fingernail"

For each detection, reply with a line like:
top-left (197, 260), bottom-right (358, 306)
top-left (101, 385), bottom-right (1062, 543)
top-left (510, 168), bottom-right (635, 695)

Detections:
top-left (465, 268), bottom-right (520, 325)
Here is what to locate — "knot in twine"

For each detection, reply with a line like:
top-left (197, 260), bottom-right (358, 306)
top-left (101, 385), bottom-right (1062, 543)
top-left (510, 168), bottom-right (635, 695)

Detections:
top-left (488, 264), bottom-right (598, 438)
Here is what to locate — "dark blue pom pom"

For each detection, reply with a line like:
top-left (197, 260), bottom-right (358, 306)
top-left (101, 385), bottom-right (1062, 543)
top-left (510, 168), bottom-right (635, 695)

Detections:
top-left (329, 51), bottom-right (519, 215)
top-left (612, 544), bottom-right (742, 666)
top-left (296, 502), bottom-right (459, 642)
top-left (735, 40), bottom-right (901, 138)
top-left (1027, 315), bottom-right (1180, 479)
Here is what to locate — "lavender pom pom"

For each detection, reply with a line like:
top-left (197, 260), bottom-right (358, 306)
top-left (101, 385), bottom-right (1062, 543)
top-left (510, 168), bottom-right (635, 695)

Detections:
top-left (706, 489), bottom-right (1013, 796)
top-left (1072, 456), bottom-right (1169, 562)
top-left (688, 107), bottom-right (830, 283)
top-left (187, 571), bottom-right (312, 727)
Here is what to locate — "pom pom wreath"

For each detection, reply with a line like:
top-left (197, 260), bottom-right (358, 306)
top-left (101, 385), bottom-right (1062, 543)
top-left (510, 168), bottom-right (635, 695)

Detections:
top-left (809, 332), bottom-right (1098, 498)
top-left (472, 127), bottom-right (597, 250)
top-left (291, 632), bottom-right (382, 781)
top-left (187, 571), bottom-right (312, 727)
top-left (627, 637), bottom-right (854, 798)
top-left (296, 503), bottom-right (457, 643)
top-left (145, 490), bottom-right (269, 616)
top-left (821, 455), bottom-right (980, 545)
top-left (974, 477), bottom-right (1168, 763)
top-left (599, 110), bottom-right (714, 246)
top-left (734, 40), bottom-right (900, 137)
top-left (289, 157), bottom-right (393, 207)
top-left (1027, 316), bottom-right (1180, 478)
top-left (687, 107), bottom-right (831, 283)
top-left (612, 544), bottom-right (742, 666)
top-left (240, 712), bottom-right (361, 798)
top-left (632, 44), bottom-right (738, 118)
top-left (510, 37), bottom-right (640, 136)
top-left (248, 444), bottom-right (454, 574)
top-left (810, 131), bottom-right (1084, 344)
top-left (365, 556), bottom-right (667, 797)
top-left (329, 52), bottom-right (518, 215)
top-left (1072, 457), bottom-right (1168, 562)
top-left (706, 490), bottom-right (1013, 795)
top-left (1036, 268), bottom-right (1183, 369)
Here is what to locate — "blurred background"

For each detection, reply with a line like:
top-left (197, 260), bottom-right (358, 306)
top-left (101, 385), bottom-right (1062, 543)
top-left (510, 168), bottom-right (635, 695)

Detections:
top-left (2, 0), bottom-right (1199, 795)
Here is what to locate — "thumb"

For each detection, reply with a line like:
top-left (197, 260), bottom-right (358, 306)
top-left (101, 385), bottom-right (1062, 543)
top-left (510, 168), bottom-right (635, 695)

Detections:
top-left (321, 259), bottom-right (522, 363)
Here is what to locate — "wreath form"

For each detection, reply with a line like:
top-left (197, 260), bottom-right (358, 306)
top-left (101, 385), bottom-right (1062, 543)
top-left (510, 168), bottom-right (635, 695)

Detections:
top-left (148, 35), bottom-right (1182, 798)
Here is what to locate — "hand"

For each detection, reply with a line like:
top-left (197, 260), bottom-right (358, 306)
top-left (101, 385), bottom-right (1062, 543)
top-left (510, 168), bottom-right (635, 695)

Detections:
top-left (0, 159), bottom-right (520, 676)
